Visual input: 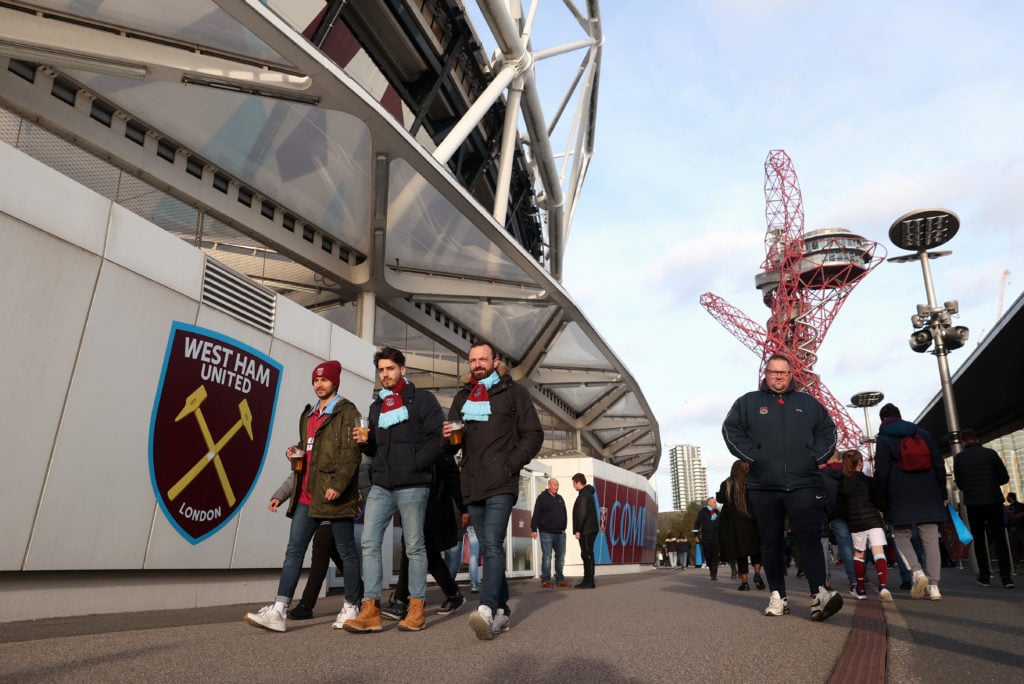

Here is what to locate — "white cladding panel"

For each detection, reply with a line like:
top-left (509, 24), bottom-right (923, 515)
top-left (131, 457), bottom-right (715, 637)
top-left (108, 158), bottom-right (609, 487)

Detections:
top-left (26, 262), bottom-right (200, 570)
top-left (105, 204), bottom-right (204, 301)
top-left (0, 218), bottom-right (101, 570)
top-left (0, 140), bottom-right (110, 256)
top-left (274, 294), bottom-right (332, 360)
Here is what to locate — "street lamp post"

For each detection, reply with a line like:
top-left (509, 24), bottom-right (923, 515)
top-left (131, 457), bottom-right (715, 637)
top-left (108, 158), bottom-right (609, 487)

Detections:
top-left (848, 391), bottom-right (884, 473)
top-left (887, 209), bottom-right (969, 455)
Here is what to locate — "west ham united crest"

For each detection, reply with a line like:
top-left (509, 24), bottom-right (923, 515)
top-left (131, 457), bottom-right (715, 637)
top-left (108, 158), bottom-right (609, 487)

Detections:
top-left (149, 322), bottom-right (283, 544)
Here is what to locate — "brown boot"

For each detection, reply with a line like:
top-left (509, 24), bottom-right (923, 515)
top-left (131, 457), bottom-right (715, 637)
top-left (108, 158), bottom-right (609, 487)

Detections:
top-left (342, 599), bottom-right (382, 633)
top-left (397, 598), bottom-right (426, 631)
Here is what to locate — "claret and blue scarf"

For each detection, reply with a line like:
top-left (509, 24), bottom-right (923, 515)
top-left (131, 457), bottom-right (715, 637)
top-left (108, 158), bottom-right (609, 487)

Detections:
top-left (461, 371), bottom-right (500, 422)
top-left (377, 377), bottom-right (409, 428)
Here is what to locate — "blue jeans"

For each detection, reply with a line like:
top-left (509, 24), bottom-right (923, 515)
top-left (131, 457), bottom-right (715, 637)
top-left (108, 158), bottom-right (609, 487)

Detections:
top-left (446, 526), bottom-right (480, 586)
top-left (360, 485), bottom-right (429, 601)
top-left (830, 518), bottom-right (857, 586)
top-left (276, 503), bottom-right (360, 605)
top-left (539, 531), bottom-right (566, 582)
top-left (467, 493), bottom-right (515, 615)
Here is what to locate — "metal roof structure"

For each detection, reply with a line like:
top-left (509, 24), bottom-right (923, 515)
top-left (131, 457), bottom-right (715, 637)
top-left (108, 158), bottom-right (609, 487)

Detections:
top-left (917, 289), bottom-right (1024, 449)
top-left (0, 0), bottom-right (661, 475)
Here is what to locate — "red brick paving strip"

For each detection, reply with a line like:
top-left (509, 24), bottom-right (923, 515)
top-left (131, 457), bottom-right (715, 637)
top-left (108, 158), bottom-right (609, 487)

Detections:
top-left (828, 596), bottom-right (886, 683)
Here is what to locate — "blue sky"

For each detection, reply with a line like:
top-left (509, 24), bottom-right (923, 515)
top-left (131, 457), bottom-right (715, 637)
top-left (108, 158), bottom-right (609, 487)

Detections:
top-left (468, 2), bottom-right (1024, 507)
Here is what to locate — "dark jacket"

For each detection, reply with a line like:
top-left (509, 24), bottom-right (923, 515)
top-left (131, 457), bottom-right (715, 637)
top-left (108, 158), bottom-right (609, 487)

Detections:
top-left (361, 381), bottom-right (444, 490)
top-left (819, 462), bottom-right (844, 521)
top-left (836, 472), bottom-right (886, 533)
top-left (722, 379), bottom-right (837, 492)
top-left (443, 369), bottom-right (544, 504)
top-left (289, 397), bottom-right (361, 520)
top-left (954, 443), bottom-right (1009, 506)
top-left (716, 479), bottom-right (759, 561)
top-left (530, 491), bottom-right (568, 533)
top-left (694, 505), bottom-right (721, 542)
top-left (874, 418), bottom-right (947, 525)
top-left (425, 452), bottom-right (466, 551)
top-left (573, 484), bottom-right (599, 535)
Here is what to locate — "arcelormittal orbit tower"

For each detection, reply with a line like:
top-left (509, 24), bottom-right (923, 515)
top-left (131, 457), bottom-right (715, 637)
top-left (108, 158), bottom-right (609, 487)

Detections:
top-left (700, 150), bottom-right (886, 453)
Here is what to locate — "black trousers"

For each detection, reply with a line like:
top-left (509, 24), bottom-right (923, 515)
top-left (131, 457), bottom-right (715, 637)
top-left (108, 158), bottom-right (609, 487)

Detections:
top-left (579, 532), bottom-right (596, 584)
top-left (394, 533), bottom-right (459, 602)
top-left (748, 487), bottom-right (828, 596)
top-left (299, 523), bottom-right (344, 608)
top-left (701, 539), bottom-right (721, 578)
top-left (966, 503), bottom-right (1013, 579)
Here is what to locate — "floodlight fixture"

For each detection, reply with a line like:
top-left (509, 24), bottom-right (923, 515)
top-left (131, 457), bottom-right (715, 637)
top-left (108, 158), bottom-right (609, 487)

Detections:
top-left (850, 391), bottom-right (884, 408)
top-left (909, 329), bottom-right (933, 353)
top-left (942, 326), bottom-right (970, 350)
top-left (888, 208), bottom-right (959, 252)
top-left (887, 207), bottom-right (965, 455)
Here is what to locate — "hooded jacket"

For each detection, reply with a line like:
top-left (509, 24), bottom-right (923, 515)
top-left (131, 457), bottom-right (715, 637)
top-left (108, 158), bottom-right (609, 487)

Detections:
top-left (874, 418), bottom-right (947, 525)
top-left (288, 397), bottom-right (361, 520)
top-left (722, 378), bottom-right (837, 492)
top-left (443, 364), bottom-right (544, 504)
top-left (360, 380), bottom-right (444, 490)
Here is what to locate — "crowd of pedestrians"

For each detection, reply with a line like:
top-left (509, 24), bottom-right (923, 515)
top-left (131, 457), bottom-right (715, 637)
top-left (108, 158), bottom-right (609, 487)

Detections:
top-left (244, 341), bottom-right (545, 641)
top-left (242, 347), bottom-right (1018, 637)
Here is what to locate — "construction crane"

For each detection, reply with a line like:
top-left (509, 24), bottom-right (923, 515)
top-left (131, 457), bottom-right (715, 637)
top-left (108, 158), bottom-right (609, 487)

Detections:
top-left (997, 269), bottom-right (1010, 320)
top-left (700, 150), bottom-right (886, 455)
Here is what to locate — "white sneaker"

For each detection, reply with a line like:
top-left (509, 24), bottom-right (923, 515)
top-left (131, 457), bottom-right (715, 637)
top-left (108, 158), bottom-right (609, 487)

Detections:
top-left (810, 586), bottom-right (843, 622)
top-left (925, 584), bottom-right (942, 601)
top-left (910, 570), bottom-right (929, 599)
top-left (244, 605), bottom-right (286, 632)
top-left (764, 590), bottom-right (790, 616)
top-left (491, 608), bottom-right (510, 636)
top-left (469, 605), bottom-right (494, 641)
top-left (879, 586), bottom-right (893, 602)
top-left (332, 601), bottom-right (360, 629)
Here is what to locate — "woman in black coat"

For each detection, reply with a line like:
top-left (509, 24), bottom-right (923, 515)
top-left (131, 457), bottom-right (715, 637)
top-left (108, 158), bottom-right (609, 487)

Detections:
top-left (717, 460), bottom-right (764, 591)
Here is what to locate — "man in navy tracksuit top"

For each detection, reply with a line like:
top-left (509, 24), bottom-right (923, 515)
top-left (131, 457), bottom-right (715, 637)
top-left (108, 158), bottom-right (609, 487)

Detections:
top-left (722, 354), bottom-right (843, 621)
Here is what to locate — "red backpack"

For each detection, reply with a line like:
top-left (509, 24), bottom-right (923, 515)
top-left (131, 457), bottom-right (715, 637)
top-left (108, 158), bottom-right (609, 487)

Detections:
top-left (898, 430), bottom-right (932, 472)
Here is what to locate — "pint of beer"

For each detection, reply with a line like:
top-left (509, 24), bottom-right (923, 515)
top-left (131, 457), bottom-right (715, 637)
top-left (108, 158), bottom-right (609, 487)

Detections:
top-left (288, 447), bottom-right (305, 473)
top-left (355, 417), bottom-right (370, 442)
top-left (448, 420), bottom-right (465, 445)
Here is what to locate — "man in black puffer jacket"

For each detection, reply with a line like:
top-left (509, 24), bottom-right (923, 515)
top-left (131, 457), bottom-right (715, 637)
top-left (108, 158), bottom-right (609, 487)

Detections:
top-left (344, 347), bottom-right (444, 634)
top-left (722, 354), bottom-right (841, 622)
top-left (954, 428), bottom-right (1013, 588)
top-left (442, 341), bottom-right (543, 640)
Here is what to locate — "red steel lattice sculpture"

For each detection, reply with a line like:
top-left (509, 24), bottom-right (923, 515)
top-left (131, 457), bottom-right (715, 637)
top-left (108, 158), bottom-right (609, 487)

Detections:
top-left (701, 150), bottom-right (886, 453)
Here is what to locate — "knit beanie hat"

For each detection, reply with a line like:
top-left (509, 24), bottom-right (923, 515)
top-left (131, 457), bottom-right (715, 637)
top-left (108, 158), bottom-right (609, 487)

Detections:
top-left (312, 360), bottom-right (342, 386)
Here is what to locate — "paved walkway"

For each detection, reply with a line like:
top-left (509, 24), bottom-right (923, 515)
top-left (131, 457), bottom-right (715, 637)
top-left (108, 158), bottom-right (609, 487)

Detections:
top-left (1, 566), bottom-right (1020, 683)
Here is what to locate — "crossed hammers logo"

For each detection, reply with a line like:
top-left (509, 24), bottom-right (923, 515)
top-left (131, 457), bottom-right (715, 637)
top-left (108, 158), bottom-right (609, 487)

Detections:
top-left (167, 385), bottom-right (253, 507)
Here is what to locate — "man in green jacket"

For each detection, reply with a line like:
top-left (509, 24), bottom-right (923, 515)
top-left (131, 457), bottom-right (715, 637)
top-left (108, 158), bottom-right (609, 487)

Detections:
top-left (245, 359), bottom-right (362, 632)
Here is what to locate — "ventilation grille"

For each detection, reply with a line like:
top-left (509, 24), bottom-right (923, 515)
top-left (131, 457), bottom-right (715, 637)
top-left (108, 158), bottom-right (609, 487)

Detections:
top-left (202, 258), bottom-right (276, 334)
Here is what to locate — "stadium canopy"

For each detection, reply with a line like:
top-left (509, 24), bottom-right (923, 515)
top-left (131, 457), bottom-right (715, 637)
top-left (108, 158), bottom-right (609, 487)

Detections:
top-left (917, 289), bottom-right (1024, 449)
top-left (0, 0), bottom-right (661, 475)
